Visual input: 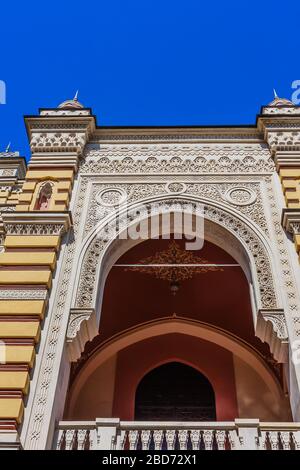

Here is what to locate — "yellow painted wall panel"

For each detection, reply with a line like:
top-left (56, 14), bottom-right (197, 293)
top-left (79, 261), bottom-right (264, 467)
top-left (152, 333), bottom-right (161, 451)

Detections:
top-left (26, 170), bottom-right (74, 180)
top-left (15, 204), bottom-right (29, 212)
top-left (57, 181), bottom-right (72, 191)
top-left (0, 252), bottom-right (56, 270)
top-left (0, 371), bottom-right (29, 394)
top-left (295, 235), bottom-right (300, 253)
top-left (4, 235), bottom-right (60, 250)
top-left (22, 182), bottom-right (36, 191)
top-left (18, 193), bottom-right (33, 203)
top-left (54, 203), bottom-right (67, 210)
top-left (0, 300), bottom-right (45, 317)
top-left (5, 345), bottom-right (35, 367)
top-left (0, 270), bottom-right (52, 286)
top-left (0, 322), bottom-right (40, 341)
top-left (54, 193), bottom-right (69, 202)
top-left (0, 398), bottom-right (24, 423)
top-left (282, 180), bottom-right (298, 189)
top-left (280, 169), bottom-right (300, 178)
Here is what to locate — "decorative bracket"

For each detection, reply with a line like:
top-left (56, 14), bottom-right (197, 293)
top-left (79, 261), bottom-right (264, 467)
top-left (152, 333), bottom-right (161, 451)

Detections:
top-left (256, 308), bottom-right (288, 363)
top-left (281, 208), bottom-right (300, 235)
top-left (66, 308), bottom-right (98, 362)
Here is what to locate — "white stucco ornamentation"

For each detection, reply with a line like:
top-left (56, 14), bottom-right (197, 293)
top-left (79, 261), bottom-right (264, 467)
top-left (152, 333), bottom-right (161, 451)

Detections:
top-left (21, 105), bottom-right (300, 449)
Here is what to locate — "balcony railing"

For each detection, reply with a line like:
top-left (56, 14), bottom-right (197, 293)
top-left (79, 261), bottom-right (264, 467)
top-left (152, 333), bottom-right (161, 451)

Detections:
top-left (54, 419), bottom-right (300, 450)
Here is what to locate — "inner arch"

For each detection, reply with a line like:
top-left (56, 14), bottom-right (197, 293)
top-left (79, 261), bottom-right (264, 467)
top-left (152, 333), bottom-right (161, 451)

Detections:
top-left (134, 362), bottom-right (216, 421)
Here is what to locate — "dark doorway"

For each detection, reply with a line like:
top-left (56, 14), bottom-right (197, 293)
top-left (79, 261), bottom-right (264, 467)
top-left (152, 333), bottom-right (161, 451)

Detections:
top-left (134, 362), bottom-right (216, 421)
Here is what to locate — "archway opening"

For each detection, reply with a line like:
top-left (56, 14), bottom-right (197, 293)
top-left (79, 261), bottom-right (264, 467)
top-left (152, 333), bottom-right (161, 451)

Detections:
top-left (134, 362), bottom-right (216, 421)
top-left (66, 235), bottom-right (291, 422)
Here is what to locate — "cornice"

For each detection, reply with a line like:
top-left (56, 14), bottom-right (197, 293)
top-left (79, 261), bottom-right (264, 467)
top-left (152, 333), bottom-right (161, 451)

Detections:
top-left (2, 211), bottom-right (72, 236)
top-left (92, 126), bottom-right (262, 143)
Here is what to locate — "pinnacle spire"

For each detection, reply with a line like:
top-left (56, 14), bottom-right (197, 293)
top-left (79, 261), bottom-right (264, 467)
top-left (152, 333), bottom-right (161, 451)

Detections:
top-left (5, 142), bottom-right (11, 152)
top-left (73, 90), bottom-right (79, 101)
top-left (273, 88), bottom-right (278, 98)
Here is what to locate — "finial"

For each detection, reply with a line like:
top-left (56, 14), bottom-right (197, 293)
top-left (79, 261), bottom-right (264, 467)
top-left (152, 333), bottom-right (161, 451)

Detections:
top-left (273, 88), bottom-right (278, 98)
top-left (73, 90), bottom-right (79, 101)
top-left (5, 142), bottom-right (11, 153)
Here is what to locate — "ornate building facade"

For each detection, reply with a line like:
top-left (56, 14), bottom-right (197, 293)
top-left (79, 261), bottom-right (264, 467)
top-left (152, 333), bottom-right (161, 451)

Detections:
top-left (1, 95), bottom-right (300, 450)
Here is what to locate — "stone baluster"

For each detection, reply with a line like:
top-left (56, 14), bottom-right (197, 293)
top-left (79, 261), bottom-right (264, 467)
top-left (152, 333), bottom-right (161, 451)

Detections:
top-left (268, 431), bottom-right (279, 450)
top-left (141, 430), bottom-right (151, 450)
top-left (215, 430), bottom-right (226, 450)
top-left (202, 430), bottom-right (214, 450)
top-left (77, 429), bottom-right (88, 450)
top-left (178, 430), bottom-right (188, 450)
top-left (279, 431), bottom-right (291, 450)
top-left (153, 430), bottom-right (164, 450)
top-left (190, 430), bottom-right (201, 450)
top-left (165, 430), bottom-right (176, 450)
top-left (128, 430), bottom-right (139, 450)
top-left (65, 429), bottom-right (76, 450)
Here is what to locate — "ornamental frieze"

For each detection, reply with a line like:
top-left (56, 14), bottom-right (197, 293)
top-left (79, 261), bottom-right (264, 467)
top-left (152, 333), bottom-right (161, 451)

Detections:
top-left (80, 143), bottom-right (275, 174)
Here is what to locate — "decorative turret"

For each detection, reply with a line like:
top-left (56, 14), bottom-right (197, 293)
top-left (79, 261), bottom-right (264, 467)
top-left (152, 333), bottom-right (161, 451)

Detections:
top-left (57, 91), bottom-right (84, 110)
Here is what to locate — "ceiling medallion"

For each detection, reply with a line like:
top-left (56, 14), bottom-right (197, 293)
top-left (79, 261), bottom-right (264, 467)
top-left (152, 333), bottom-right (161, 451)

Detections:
top-left (125, 240), bottom-right (223, 295)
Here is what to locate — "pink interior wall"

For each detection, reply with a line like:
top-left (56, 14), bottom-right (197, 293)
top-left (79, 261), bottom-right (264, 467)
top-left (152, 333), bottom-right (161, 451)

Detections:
top-left (112, 333), bottom-right (238, 421)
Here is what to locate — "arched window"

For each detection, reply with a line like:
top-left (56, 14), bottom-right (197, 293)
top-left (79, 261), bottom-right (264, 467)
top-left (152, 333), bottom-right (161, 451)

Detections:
top-left (135, 362), bottom-right (216, 421)
top-left (34, 182), bottom-right (53, 210)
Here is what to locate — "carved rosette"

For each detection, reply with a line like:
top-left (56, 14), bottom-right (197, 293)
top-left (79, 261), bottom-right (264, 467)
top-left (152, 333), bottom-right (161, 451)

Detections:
top-left (66, 308), bottom-right (98, 362)
top-left (256, 309), bottom-right (288, 363)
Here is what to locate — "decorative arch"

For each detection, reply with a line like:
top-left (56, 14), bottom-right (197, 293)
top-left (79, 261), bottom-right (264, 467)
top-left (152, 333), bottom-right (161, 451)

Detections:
top-left (67, 195), bottom-right (288, 363)
top-left (66, 317), bottom-right (285, 417)
top-left (32, 180), bottom-right (55, 211)
top-left (134, 361), bottom-right (216, 421)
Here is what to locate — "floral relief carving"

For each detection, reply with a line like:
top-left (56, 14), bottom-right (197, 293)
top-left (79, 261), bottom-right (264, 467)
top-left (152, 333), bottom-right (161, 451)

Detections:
top-left (30, 132), bottom-right (86, 153)
top-left (84, 181), bottom-right (267, 237)
top-left (266, 131), bottom-right (300, 149)
top-left (80, 144), bottom-right (275, 174)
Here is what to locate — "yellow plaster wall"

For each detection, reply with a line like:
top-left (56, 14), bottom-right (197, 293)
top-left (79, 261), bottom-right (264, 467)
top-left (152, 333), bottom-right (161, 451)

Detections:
top-left (4, 235), bottom-right (60, 250)
top-left (0, 270), bottom-right (52, 286)
top-left (4, 345), bottom-right (35, 366)
top-left (0, 252), bottom-right (56, 270)
top-left (0, 163), bottom-right (74, 428)
top-left (0, 398), bottom-right (24, 423)
top-left (0, 300), bottom-right (46, 317)
top-left (0, 371), bottom-right (29, 394)
top-left (0, 321), bottom-right (40, 341)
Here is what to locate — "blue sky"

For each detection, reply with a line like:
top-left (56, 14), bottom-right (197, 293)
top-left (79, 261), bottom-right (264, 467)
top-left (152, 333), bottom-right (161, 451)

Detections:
top-left (0, 0), bottom-right (299, 159)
